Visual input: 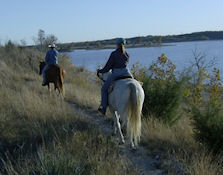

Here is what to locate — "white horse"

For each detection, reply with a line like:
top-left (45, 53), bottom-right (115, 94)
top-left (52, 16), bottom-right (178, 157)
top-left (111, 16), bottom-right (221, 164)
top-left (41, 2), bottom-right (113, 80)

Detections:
top-left (100, 71), bottom-right (144, 149)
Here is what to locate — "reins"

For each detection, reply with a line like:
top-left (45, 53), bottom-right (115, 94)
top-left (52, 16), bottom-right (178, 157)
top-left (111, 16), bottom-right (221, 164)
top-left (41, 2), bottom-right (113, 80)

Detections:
top-left (97, 72), bottom-right (106, 82)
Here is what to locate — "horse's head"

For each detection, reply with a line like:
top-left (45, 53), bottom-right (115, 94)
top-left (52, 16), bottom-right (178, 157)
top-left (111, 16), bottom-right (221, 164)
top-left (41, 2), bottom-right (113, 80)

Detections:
top-left (39, 61), bottom-right (46, 75)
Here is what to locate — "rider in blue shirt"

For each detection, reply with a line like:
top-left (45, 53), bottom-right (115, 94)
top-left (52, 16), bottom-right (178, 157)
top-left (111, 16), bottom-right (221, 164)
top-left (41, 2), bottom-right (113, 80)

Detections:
top-left (97, 38), bottom-right (132, 115)
top-left (42, 43), bottom-right (58, 86)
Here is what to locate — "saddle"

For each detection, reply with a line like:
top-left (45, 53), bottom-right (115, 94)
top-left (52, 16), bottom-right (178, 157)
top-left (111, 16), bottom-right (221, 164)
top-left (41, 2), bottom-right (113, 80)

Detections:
top-left (108, 75), bottom-right (133, 93)
top-left (115, 75), bottom-right (132, 81)
top-left (48, 64), bottom-right (60, 69)
top-left (46, 64), bottom-right (60, 73)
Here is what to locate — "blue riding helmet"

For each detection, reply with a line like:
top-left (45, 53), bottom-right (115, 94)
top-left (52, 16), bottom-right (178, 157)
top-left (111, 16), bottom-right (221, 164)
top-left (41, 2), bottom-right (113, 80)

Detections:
top-left (116, 38), bottom-right (126, 45)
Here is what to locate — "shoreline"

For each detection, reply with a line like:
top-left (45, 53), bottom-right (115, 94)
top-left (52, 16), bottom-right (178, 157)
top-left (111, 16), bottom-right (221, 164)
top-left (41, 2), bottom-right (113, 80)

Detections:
top-left (59, 39), bottom-right (223, 52)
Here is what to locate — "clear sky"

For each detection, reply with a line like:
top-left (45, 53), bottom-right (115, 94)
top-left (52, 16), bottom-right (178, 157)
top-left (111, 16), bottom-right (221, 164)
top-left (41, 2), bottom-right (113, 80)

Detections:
top-left (0, 0), bottom-right (222, 44)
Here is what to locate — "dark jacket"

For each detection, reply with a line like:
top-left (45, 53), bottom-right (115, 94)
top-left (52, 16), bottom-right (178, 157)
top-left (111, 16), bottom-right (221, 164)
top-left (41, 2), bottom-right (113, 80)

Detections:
top-left (99, 48), bottom-right (129, 73)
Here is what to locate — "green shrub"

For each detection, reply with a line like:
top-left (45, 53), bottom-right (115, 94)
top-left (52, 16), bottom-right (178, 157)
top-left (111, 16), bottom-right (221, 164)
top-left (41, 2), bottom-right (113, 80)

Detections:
top-left (191, 68), bottom-right (223, 153)
top-left (142, 76), bottom-right (185, 126)
top-left (132, 54), bottom-right (185, 126)
top-left (192, 103), bottom-right (223, 154)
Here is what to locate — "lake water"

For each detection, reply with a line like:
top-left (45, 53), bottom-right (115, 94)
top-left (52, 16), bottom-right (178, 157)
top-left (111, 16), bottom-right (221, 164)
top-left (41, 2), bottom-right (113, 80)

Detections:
top-left (66, 40), bottom-right (223, 73)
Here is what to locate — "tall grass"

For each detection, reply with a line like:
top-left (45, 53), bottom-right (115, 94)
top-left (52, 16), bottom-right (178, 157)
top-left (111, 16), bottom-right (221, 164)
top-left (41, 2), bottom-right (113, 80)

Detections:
top-left (58, 53), bottom-right (100, 108)
top-left (0, 44), bottom-right (135, 174)
top-left (142, 116), bottom-right (223, 175)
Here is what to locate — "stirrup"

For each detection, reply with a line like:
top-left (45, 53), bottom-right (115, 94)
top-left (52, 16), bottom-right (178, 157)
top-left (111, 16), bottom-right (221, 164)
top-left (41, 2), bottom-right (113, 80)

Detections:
top-left (42, 82), bottom-right (47, 86)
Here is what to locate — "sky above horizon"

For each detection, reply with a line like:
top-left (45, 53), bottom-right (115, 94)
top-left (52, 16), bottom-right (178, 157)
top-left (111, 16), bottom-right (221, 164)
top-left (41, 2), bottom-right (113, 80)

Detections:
top-left (0, 0), bottom-right (222, 45)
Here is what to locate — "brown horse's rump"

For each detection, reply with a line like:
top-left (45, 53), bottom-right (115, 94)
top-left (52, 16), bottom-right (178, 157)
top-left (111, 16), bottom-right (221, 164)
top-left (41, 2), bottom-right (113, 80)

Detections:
top-left (39, 61), bottom-right (65, 94)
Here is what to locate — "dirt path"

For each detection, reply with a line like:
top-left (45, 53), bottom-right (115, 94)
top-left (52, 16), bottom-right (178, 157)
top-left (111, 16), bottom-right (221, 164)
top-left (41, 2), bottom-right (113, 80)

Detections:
top-left (69, 103), bottom-right (166, 175)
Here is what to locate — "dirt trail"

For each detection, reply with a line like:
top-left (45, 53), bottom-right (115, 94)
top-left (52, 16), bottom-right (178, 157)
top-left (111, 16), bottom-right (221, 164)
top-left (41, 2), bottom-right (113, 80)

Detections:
top-left (69, 103), bottom-right (166, 175)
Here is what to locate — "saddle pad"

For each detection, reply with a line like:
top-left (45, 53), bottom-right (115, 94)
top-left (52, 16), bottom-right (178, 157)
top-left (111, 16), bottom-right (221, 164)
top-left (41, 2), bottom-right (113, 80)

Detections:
top-left (115, 75), bottom-right (132, 81)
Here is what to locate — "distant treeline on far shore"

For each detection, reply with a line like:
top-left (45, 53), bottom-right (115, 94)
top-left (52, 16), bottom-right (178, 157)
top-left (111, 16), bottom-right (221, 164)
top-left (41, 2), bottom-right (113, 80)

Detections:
top-left (57, 31), bottom-right (223, 51)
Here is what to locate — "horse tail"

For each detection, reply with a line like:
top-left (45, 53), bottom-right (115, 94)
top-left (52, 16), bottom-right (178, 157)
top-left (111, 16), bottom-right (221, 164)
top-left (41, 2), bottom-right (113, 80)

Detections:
top-left (126, 82), bottom-right (142, 146)
top-left (58, 67), bottom-right (65, 95)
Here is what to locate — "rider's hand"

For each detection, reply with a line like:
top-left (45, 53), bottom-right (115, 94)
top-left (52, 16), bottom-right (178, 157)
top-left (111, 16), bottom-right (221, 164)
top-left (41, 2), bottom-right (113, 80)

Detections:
top-left (97, 69), bottom-right (100, 77)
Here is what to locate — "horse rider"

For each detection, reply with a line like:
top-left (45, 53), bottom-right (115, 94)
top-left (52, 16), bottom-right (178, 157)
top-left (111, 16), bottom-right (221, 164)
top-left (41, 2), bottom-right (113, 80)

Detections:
top-left (97, 38), bottom-right (133, 115)
top-left (42, 43), bottom-right (58, 86)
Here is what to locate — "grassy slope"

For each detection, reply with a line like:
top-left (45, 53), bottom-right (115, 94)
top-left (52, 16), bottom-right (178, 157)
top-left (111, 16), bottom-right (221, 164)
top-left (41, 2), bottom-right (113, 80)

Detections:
top-left (1, 44), bottom-right (223, 175)
top-left (61, 49), bottom-right (223, 175)
top-left (0, 45), bottom-right (135, 175)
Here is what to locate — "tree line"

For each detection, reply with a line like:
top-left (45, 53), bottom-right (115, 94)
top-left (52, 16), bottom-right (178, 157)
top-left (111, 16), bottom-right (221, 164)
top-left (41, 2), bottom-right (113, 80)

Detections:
top-left (58, 31), bottom-right (223, 51)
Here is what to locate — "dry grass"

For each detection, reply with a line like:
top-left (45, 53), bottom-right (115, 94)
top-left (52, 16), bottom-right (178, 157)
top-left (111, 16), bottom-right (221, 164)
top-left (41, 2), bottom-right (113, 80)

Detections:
top-left (65, 83), bottom-right (100, 109)
top-left (0, 45), bottom-right (136, 175)
top-left (58, 53), bottom-right (101, 108)
top-left (142, 116), bottom-right (223, 175)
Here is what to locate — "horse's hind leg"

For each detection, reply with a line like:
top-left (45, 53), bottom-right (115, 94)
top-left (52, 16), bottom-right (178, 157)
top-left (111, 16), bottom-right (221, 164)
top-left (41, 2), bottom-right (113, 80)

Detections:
top-left (54, 83), bottom-right (61, 96)
top-left (47, 84), bottom-right (52, 96)
top-left (59, 84), bottom-right (65, 100)
top-left (111, 109), bottom-right (125, 144)
top-left (120, 112), bottom-right (135, 149)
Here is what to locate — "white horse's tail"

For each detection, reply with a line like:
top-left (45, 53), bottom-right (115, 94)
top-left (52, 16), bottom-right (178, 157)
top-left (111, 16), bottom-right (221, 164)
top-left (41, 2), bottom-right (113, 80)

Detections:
top-left (126, 82), bottom-right (142, 146)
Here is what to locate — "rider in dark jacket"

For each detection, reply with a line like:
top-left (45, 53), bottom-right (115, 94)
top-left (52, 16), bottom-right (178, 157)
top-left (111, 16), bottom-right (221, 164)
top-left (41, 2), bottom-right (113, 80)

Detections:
top-left (97, 38), bottom-right (132, 115)
top-left (42, 44), bottom-right (58, 86)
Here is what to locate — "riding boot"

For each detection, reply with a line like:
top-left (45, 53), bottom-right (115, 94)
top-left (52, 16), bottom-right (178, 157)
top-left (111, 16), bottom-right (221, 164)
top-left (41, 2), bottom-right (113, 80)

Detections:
top-left (98, 106), bottom-right (106, 115)
top-left (42, 65), bottom-right (48, 86)
top-left (42, 79), bottom-right (47, 86)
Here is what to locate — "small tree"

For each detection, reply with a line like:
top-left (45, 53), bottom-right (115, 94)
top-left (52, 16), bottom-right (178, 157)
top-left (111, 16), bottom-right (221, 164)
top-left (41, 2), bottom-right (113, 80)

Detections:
top-left (185, 49), bottom-right (216, 106)
top-left (141, 53), bottom-right (185, 126)
top-left (33, 29), bottom-right (58, 51)
top-left (38, 29), bottom-right (45, 51)
top-left (44, 34), bottom-right (58, 46)
top-left (191, 67), bottom-right (223, 154)
top-left (147, 41), bottom-right (152, 47)
top-left (85, 42), bottom-right (89, 49)
top-left (136, 37), bottom-right (142, 44)
top-left (20, 39), bottom-right (27, 46)
top-left (131, 62), bottom-right (147, 81)
top-left (157, 36), bottom-right (162, 46)
top-left (5, 40), bottom-right (16, 52)
top-left (96, 41), bottom-right (101, 48)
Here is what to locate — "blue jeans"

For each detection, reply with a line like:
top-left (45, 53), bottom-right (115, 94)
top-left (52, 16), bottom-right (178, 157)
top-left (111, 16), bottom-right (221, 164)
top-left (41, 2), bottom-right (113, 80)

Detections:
top-left (101, 68), bottom-right (132, 109)
top-left (42, 64), bottom-right (49, 83)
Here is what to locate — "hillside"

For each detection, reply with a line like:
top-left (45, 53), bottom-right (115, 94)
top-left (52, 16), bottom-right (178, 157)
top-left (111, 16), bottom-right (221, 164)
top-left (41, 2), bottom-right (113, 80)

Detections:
top-left (1, 42), bottom-right (223, 174)
top-left (57, 31), bottom-right (223, 51)
top-left (0, 43), bottom-right (138, 174)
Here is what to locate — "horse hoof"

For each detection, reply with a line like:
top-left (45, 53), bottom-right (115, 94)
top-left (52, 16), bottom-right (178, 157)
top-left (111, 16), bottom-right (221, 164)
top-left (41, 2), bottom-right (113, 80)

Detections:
top-left (131, 144), bottom-right (137, 150)
top-left (119, 140), bottom-right (125, 145)
top-left (131, 147), bottom-right (137, 153)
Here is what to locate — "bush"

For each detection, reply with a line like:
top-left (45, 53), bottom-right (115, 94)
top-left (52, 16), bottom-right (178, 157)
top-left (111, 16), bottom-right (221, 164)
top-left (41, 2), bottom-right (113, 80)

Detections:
top-left (142, 76), bottom-right (185, 126)
top-left (192, 103), bottom-right (223, 154)
top-left (191, 68), bottom-right (223, 153)
top-left (139, 54), bottom-right (185, 126)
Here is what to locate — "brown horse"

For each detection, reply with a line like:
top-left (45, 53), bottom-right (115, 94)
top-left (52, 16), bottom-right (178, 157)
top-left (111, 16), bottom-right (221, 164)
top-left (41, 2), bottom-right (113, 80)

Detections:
top-left (39, 61), bottom-right (65, 95)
